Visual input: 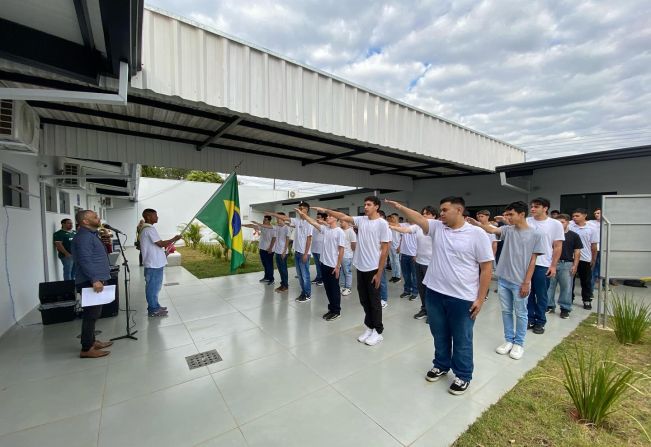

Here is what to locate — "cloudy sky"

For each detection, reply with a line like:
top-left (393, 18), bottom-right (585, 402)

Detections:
top-left (148, 0), bottom-right (650, 160)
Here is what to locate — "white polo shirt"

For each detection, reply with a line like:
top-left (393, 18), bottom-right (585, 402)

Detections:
top-left (569, 222), bottom-right (599, 262)
top-left (258, 226), bottom-right (274, 251)
top-left (408, 224), bottom-right (433, 266)
top-left (290, 217), bottom-right (314, 255)
top-left (318, 225), bottom-right (346, 268)
top-left (526, 216), bottom-right (565, 268)
top-left (342, 227), bottom-right (357, 259)
top-left (399, 222), bottom-right (418, 256)
top-left (423, 220), bottom-right (494, 301)
top-left (273, 225), bottom-right (290, 255)
top-left (352, 216), bottom-right (392, 272)
top-left (140, 226), bottom-right (168, 269)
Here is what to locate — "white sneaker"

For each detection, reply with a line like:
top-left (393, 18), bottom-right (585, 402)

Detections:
top-left (381, 300), bottom-right (388, 309)
top-left (357, 328), bottom-right (373, 343)
top-left (509, 345), bottom-right (524, 360)
top-left (495, 342), bottom-right (513, 355)
top-left (365, 329), bottom-right (384, 346)
top-left (342, 288), bottom-right (351, 296)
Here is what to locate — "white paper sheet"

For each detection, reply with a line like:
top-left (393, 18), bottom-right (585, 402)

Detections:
top-left (81, 285), bottom-right (116, 307)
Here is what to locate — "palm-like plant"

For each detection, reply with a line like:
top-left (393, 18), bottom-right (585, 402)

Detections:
top-left (610, 293), bottom-right (651, 344)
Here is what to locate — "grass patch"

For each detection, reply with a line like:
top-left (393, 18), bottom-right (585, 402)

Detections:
top-left (177, 246), bottom-right (295, 279)
top-left (453, 316), bottom-right (651, 447)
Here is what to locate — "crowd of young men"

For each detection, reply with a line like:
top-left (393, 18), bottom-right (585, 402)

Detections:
top-left (248, 196), bottom-right (600, 396)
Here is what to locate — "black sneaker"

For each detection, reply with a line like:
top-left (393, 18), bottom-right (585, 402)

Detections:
top-left (315, 281), bottom-right (323, 286)
top-left (297, 295), bottom-right (311, 303)
top-left (322, 311), bottom-right (333, 319)
top-left (311, 279), bottom-right (318, 284)
top-left (546, 307), bottom-right (555, 314)
top-left (325, 313), bottom-right (340, 321)
top-left (425, 367), bottom-right (448, 382)
top-left (259, 278), bottom-right (268, 283)
top-left (583, 301), bottom-right (592, 310)
top-left (533, 324), bottom-right (545, 334)
top-left (560, 309), bottom-right (570, 319)
top-left (527, 322), bottom-right (535, 330)
top-left (414, 309), bottom-right (427, 320)
top-left (267, 280), bottom-right (275, 286)
top-left (400, 292), bottom-right (411, 298)
top-left (295, 293), bottom-right (305, 302)
top-left (448, 378), bottom-right (470, 395)
top-left (409, 294), bottom-right (418, 301)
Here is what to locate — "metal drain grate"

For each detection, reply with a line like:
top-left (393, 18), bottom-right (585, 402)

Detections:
top-left (164, 282), bottom-right (180, 286)
top-left (186, 350), bottom-right (223, 369)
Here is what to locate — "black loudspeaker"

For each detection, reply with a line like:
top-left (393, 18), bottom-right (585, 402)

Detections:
top-left (38, 280), bottom-right (78, 325)
top-left (100, 270), bottom-right (120, 318)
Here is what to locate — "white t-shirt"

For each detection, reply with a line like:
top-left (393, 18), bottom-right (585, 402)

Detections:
top-left (399, 223), bottom-right (418, 256)
top-left (410, 224), bottom-right (433, 266)
top-left (258, 226), bottom-right (274, 251)
top-left (273, 225), bottom-right (290, 255)
top-left (526, 217), bottom-right (565, 267)
top-left (391, 231), bottom-right (401, 250)
top-left (423, 220), bottom-right (494, 301)
top-left (318, 225), bottom-right (346, 268)
top-left (311, 227), bottom-right (324, 254)
top-left (352, 216), bottom-right (392, 272)
top-left (569, 222), bottom-right (599, 262)
top-left (140, 226), bottom-right (168, 269)
top-left (290, 217), bottom-right (314, 255)
top-left (588, 220), bottom-right (601, 249)
top-left (342, 227), bottom-right (357, 259)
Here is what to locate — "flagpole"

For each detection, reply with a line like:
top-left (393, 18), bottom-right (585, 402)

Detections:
top-left (180, 171), bottom-right (236, 234)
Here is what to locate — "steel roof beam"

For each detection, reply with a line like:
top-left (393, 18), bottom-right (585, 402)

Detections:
top-left (196, 116), bottom-right (242, 151)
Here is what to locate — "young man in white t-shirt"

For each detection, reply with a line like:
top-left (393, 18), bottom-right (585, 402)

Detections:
top-left (313, 197), bottom-right (391, 346)
top-left (339, 219), bottom-right (357, 296)
top-left (386, 197), bottom-right (493, 395)
top-left (589, 208), bottom-right (602, 291)
top-left (398, 219), bottom-right (419, 300)
top-left (244, 216), bottom-right (276, 285)
top-left (569, 208), bottom-right (599, 309)
top-left (272, 213), bottom-right (290, 293)
top-left (267, 202), bottom-right (313, 302)
top-left (387, 214), bottom-right (402, 282)
top-left (297, 208), bottom-right (346, 321)
top-left (389, 206), bottom-right (437, 320)
top-left (139, 208), bottom-right (181, 317)
top-left (310, 213), bottom-right (327, 286)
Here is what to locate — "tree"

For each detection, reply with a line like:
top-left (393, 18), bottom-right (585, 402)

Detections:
top-left (141, 166), bottom-right (223, 183)
top-left (185, 171), bottom-right (224, 183)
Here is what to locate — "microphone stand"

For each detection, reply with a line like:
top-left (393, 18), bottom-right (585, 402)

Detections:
top-left (111, 232), bottom-right (138, 341)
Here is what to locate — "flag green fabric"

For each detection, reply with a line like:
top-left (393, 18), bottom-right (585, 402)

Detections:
top-left (195, 173), bottom-right (244, 271)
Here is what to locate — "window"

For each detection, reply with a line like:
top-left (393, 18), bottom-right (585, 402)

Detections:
top-left (560, 192), bottom-right (616, 217)
top-left (2, 166), bottom-right (28, 208)
top-left (59, 191), bottom-right (70, 214)
top-left (44, 184), bottom-right (56, 212)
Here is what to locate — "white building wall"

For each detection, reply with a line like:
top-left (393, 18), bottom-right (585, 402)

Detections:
top-left (0, 152), bottom-right (104, 337)
top-left (105, 177), bottom-right (299, 246)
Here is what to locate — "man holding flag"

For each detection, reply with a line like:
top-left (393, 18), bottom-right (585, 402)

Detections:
top-left (185, 172), bottom-right (245, 272)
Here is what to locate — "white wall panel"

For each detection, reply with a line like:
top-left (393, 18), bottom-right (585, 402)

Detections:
top-left (132, 8), bottom-right (525, 171)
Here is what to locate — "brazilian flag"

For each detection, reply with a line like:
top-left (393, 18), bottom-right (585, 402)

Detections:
top-left (194, 173), bottom-right (244, 272)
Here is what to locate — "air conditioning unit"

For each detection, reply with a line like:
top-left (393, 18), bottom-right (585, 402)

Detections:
top-left (101, 197), bottom-right (114, 208)
top-left (57, 162), bottom-right (86, 189)
top-left (0, 100), bottom-right (40, 154)
top-left (289, 190), bottom-right (297, 198)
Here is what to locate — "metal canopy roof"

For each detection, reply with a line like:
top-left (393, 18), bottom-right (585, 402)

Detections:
top-left (0, 0), bottom-right (143, 82)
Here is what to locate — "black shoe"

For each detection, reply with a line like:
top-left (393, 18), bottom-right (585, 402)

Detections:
top-left (311, 279), bottom-right (318, 284)
top-left (259, 278), bottom-right (268, 283)
top-left (527, 322), bottom-right (535, 330)
top-left (400, 292), bottom-right (410, 298)
top-left (533, 324), bottom-right (545, 334)
top-left (560, 309), bottom-right (570, 319)
top-left (583, 301), bottom-right (592, 310)
top-left (414, 309), bottom-right (427, 320)
top-left (315, 281), bottom-right (323, 286)
top-left (296, 295), bottom-right (311, 303)
top-left (409, 294), bottom-right (418, 301)
top-left (425, 367), bottom-right (448, 382)
top-left (295, 293), bottom-right (305, 301)
top-left (325, 313), bottom-right (340, 321)
top-left (322, 311), bottom-right (333, 319)
top-left (546, 307), bottom-right (555, 314)
top-left (267, 280), bottom-right (275, 286)
top-left (448, 378), bottom-right (470, 395)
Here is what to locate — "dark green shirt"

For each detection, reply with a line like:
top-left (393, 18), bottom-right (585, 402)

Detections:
top-left (53, 229), bottom-right (76, 259)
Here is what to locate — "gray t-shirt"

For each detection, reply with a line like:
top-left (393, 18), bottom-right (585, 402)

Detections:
top-left (496, 225), bottom-right (546, 285)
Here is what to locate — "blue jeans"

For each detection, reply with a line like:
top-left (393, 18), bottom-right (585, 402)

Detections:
top-left (425, 288), bottom-right (475, 382)
top-left (389, 247), bottom-right (401, 279)
top-left (547, 261), bottom-right (573, 312)
top-left (380, 268), bottom-right (388, 301)
top-left (259, 249), bottom-right (274, 281)
top-left (275, 253), bottom-right (288, 287)
top-left (61, 256), bottom-right (75, 281)
top-left (339, 257), bottom-right (353, 289)
top-left (498, 278), bottom-right (529, 347)
top-left (400, 254), bottom-right (418, 294)
top-left (313, 252), bottom-right (323, 282)
top-left (527, 265), bottom-right (550, 326)
top-left (295, 252), bottom-right (312, 296)
top-left (144, 267), bottom-right (164, 313)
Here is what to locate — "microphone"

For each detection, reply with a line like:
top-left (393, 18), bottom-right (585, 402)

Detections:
top-left (103, 224), bottom-right (125, 235)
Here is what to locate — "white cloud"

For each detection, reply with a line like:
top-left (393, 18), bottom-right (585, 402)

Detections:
top-left (147, 0), bottom-right (651, 159)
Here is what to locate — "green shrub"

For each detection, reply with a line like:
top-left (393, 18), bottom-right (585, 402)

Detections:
top-left (178, 222), bottom-right (203, 248)
top-left (560, 347), bottom-right (648, 427)
top-left (610, 293), bottom-right (651, 344)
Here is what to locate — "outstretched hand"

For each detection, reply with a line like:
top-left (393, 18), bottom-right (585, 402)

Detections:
top-left (466, 217), bottom-right (480, 226)
top-left (383, 199), bottom-right (401, 209)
